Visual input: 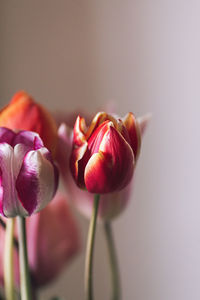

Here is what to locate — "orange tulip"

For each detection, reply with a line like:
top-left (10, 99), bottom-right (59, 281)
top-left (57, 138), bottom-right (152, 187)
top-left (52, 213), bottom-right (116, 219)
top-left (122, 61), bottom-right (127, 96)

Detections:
top-left (0, 91), bottom-right (58, 156)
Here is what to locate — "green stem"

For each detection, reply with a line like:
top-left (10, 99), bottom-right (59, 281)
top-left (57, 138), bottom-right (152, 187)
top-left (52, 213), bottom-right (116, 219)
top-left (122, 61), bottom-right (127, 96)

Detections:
top-left (104, 221), bottom-right (121, 300)
top-left (85, 194), bottom-right (100, 300)
top-left (4, 218), bottom-right (15, 300)
top-left (17, 217), bottom-right (32, 300)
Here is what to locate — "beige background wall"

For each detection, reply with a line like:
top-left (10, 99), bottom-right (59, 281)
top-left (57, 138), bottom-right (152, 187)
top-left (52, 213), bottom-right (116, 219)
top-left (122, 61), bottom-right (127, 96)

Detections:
top-left (1, 1), bottom-right (200, 299)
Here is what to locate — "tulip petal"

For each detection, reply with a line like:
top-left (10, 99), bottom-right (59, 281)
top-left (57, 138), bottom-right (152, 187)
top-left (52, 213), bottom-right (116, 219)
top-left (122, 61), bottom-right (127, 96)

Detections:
top-left (85, 112), bottom-right (117, 140)
top-left (70, 143), bottom-right (88, 188)
top-left (0, 143), bottom-right (14, 216)
top-left (87, 120), bottom-right (111, 154)
top-left (123, 112), bottom-right (141, 160)
top-left (72, 120), bottom-right (114, 188)
top-left (16, 148), bottom-right (57, 215)
top-left (0, 127), bottom-right (15, 145)
top-left (115, 119), bottom-right (131, 144)
top-left (13, 131), bottom-right (44, 151)
top-left (0, 143), bottom-right (28, 217)
top-left (85, 125), bottom-right (134, 193)
top-left (73, 116), bottom-right (87, 146)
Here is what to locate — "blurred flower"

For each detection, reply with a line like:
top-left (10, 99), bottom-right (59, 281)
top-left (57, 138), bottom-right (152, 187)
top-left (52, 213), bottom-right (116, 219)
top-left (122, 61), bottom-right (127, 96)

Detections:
top-left (57, 113), bottom-right (149, 220)
top-left (0, 192), bottom-right (81, 289)
top-left (0, 128), bottom-right (58, 217)
top-left (27, 192), bottom-right (81, 287)
top-left (0, 91), bottom-right (58, 156)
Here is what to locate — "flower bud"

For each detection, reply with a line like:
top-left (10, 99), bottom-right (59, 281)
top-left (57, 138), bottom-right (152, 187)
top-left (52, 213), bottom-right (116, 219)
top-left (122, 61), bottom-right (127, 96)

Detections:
top-left (0, 128), bottom-right (58, 217)
top-left (70, 112), bottom-right (141, 194)
top-left (0, 91), bottom-right (58, 156)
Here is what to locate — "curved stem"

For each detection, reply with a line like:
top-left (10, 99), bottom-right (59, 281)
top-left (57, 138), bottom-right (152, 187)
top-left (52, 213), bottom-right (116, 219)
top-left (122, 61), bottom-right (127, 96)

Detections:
top-left (104, 221), bottom-right (121, 300)
top-left (4, 218), bottom-right (15, 300)
top-left (17, 217), bottom-right (32, 300)
top-left (85, 194), bottom-right (100, 300)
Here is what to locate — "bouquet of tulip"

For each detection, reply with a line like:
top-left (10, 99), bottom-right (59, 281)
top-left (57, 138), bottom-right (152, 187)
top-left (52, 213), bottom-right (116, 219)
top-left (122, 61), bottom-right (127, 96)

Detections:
top-left (0, 91), bottom-right (149, 300)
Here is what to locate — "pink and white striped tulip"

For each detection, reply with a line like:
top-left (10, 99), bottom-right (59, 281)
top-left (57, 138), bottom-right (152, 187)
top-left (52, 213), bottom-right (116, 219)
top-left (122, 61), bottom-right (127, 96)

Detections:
top-left (0, 127), bottom-right (59, 217)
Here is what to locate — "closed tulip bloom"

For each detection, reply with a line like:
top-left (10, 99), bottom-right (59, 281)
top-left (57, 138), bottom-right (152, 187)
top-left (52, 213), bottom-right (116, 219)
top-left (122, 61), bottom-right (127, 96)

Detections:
top-left (0, 91), bottom-right (58, 156)
top-left (70, 112), bottom-right (141, 194)
top-left (0, 127), bottom-right (58, 217)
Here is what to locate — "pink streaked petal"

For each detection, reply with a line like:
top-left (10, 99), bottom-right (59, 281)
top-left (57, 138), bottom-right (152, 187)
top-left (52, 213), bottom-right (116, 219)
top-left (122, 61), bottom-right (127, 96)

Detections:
top-left (13, 144), bottom-right (31, 178)
top-left (13, 144), bottom-right (42, 217)
top-left (41, 149), bottom-right (59, 196)
top-left (0, 143), bottom-right (19, 217)
top-left (0, 127), bottom-right (15, 145)
top-left (16, 148), bottom-right (57, 215)
top-left (85, 125), bottom-right (134, 193)
top-left (13, 130), bottom-right (44, 150)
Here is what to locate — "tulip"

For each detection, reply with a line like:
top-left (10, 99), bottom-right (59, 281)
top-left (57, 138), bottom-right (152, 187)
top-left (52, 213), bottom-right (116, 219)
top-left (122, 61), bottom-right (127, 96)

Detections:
top-left (0, 127), bottom-right (58, 218)
top-left (0, 192), bottom-right (81, 290)
top-left (57, 112), bottom-right (149, 300)
top-left (70, 112), bottom-right (142, 194)
top-left (57, 113), bottom-right (149, 220)
top-left (0, 91), bottom-right (58, 156)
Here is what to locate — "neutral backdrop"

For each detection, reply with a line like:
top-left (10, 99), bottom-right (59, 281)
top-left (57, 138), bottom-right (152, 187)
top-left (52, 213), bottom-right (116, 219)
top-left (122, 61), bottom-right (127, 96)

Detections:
top-left (1, 1), bottom-right (200, 300)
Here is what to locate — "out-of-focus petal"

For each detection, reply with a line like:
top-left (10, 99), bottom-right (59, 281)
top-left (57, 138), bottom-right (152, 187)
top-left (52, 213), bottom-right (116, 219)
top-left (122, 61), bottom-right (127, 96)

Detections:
top-left (0, 91), bottom-right (58, 156)
top-left (27, 192), bottom-right (81, 287)
top-left (56, 124), bottom-right (73, 181)
top-left (0, 127), bottom-right (15, 145)
top-left (137, 113), bottom-right (152, 135)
